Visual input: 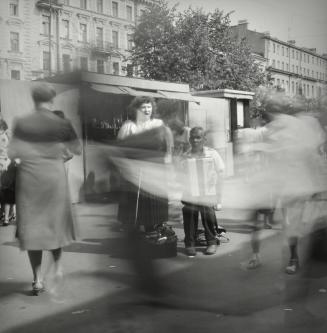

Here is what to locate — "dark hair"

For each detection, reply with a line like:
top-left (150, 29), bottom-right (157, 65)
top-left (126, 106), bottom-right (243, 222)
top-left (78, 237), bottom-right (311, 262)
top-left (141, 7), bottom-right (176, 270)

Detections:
top-left (53, 110), bottom-right (65, 119)
top-left (168, 118), bottom-right (185, 135)
top-left (0, 119), bottom-right (8, 131)
top-left (156, 99), bottom-right (179, 122)
top-left (127, 96), bottom-right (156, 121)
top-left (190, 126), bottom-right (205, 136)
top-left (31, 84), bottom-right (56, 104)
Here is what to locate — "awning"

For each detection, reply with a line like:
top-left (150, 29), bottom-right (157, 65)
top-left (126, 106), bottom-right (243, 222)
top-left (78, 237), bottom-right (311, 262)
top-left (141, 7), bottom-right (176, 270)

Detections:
top-left (90, 83), bottom-right (125, 94)
top-left (89, 83), bottom-right (199, 103)
top-left (119, 86), bottom-right (163, 98)
top-left (158, 90), bottom-right (199, 103)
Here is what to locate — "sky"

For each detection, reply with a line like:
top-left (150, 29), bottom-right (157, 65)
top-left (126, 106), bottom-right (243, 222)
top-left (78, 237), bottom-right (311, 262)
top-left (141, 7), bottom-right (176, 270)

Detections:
top-left (166, 0), bottom-right (327, 55)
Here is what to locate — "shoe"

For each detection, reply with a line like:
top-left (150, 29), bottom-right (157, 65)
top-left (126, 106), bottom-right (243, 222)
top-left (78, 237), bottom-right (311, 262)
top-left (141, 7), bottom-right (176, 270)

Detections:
top-left (185, 247), bottom-right (196, 257)
top-left (285, 259), bottom-right (299, 274)
top-left (32, 281), bottom-right (45, 296)
top-left (2, 220), bottom-right (9, 227)
top-left (247, 257), bottom-right (262, 269)
top-left (205, 244), bottom-right (217, 255)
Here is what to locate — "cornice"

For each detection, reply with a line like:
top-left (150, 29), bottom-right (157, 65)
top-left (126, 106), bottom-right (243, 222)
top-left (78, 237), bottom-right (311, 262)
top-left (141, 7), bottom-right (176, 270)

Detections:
top-left (5, 17), bottom-right (24, 27)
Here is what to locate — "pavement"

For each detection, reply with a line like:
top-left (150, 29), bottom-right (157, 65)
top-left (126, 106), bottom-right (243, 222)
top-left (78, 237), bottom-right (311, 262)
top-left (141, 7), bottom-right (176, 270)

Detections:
top-left (0, 202), bottom-right (327, 333)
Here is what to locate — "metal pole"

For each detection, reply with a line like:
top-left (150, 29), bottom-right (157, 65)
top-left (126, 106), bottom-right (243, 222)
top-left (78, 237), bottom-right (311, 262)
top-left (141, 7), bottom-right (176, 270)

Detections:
top-left (49, 0), bottom-right (52, 76)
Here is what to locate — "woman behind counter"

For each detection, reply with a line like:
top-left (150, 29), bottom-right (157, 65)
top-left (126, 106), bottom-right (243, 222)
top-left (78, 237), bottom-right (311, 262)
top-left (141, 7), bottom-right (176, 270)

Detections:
top-left (117, 96), bottom-right (172, 234)
top-left (9, 84), bottom-right (81, 296)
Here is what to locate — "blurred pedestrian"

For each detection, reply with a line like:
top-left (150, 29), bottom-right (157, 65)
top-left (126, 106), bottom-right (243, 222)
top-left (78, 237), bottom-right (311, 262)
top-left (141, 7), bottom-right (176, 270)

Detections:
top-left (8, 83), bottom-right (81, 296)
top-left (0, 118), bottom-right (15, 226)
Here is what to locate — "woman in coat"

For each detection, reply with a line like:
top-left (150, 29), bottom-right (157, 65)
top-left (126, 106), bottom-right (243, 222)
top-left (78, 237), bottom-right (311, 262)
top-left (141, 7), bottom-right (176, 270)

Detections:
top-left (117, 96), bottom-right (172, 233)
top-left (9, 84), bottom-right (81, 295)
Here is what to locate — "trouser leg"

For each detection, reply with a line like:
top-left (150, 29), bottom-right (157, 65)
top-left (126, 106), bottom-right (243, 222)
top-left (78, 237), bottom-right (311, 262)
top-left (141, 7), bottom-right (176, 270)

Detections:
top-left (200, 206), bottom-right (218, 246)
top-left (182, 204), bottom-right (199, 247)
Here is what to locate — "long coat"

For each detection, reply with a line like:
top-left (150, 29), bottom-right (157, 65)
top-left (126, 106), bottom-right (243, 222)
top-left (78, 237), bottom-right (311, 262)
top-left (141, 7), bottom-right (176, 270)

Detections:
top-left (9, 107), bottom-right (81, 250)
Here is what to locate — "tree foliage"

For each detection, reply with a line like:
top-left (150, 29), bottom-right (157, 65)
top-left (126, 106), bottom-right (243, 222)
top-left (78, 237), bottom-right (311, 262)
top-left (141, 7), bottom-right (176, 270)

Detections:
top-left (128, 0), bottom-right (268, 91)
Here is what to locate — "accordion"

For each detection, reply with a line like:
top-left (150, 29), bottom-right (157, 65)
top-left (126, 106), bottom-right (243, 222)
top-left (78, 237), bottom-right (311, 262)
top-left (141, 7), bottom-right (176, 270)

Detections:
top-left (182, 157), bottom-right (219, 206)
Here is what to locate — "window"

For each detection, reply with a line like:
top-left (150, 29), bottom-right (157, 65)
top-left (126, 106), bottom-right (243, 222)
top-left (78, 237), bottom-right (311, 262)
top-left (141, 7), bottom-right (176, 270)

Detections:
top-left (277, 78), bottom-right (280, 86)
top-left (273, 43), bottom-right (275, 53)
top-left (42, 15), bottom-right (50, 35)
top-left (97, 0), bottom-right (103, 13)
top-left (10, 32), bottom-right (19, 52)
top-left (292, 49), bottom-right (294, 59)
top-left (277, 44), bottom-right (279, 55)
top-left (9, 0), bottom-right (19, 16)
top-left (80, 0), bottom-right (87, 9)
top-left (62, 54), bottom-right (71, 72)
top-left (312, 85), bottom-right (314, 97)
top-left (62, 20), bottom-right (69, 39)
top-left (292, 64), bottom-right (294, 72)
top-left (286, 63), bottom-right (289, 71)
top-left (282, 46), bottom-right (284, 56)
top-left (11, 70), bottom-right (20, 80)
top-left (312, 70), bottom-right (314, 77)
top-left (127, 33), bottom-right (133, 50)
top-left (296, 51), bottom-right (298, 60)
top-left (286, 48), bottom-right (289, 57)
top-left (307, 84), bottom-right (309, 96)
top-left (80, 23), bottom-right (87, 42)
top-left (96, 27), bottom-right (103, 47)
top-left (303, 84), bottom-right (306, 96)
top-left (291, 81), bottom-right (294, 94)
top-left (113, 62), bottom-right (119, 75)
top-left (282, 62), bottom-right (284, 70)
top-left (43, 51), bottom-right (50, 70)
top-left (296, 66), bottom-right (298, 74)
top-left (126, 5), bottom-right (133, 21)
top-left (277, 60), bottom-right (280, 69)
top-left (80, 57), bottom-right (88, 70)
top-left (97, 59), bottom-right (104, 73)
top-left (112, 30), bottom-right (118, 48)
top-left (112, 1), bottom-right (118, 17)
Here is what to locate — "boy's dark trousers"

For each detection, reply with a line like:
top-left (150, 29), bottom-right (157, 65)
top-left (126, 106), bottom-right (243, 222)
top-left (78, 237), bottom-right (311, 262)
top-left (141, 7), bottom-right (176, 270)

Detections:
top-left (182, 202), bottom-right (217, 247)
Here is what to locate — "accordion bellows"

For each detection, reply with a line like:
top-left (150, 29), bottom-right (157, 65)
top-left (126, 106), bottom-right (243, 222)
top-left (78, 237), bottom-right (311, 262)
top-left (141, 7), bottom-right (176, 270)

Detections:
top-left (182, 157), bottom-right (218, 206)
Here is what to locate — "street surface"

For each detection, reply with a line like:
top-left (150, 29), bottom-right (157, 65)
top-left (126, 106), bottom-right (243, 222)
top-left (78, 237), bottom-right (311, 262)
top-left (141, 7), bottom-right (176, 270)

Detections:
top-left (0, 203), bottom-right (326, 333)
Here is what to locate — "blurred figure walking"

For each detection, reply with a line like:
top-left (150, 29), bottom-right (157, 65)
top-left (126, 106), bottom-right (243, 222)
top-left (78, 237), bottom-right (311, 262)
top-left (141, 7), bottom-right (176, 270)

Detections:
top-left (9, 84), bottom-right (81, 296)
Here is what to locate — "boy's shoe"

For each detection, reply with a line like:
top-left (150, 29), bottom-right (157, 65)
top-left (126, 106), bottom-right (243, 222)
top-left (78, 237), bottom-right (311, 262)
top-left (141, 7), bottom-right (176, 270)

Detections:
top-left (285, 258), bottom-right (299, 274)
top-left (205, 244), bottom-right (217, 255)
top-left (185, 247), bottom-right (196, 257)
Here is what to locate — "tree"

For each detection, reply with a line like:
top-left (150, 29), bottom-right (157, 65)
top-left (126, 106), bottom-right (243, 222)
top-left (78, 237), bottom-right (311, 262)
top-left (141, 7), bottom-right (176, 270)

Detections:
top-left (128, 0), bottom-right (268, 91)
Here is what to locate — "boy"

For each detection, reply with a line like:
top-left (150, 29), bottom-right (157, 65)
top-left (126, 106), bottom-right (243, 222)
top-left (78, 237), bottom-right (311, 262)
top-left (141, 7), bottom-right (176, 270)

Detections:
top-left (180, 127), bottom-right (225, 257)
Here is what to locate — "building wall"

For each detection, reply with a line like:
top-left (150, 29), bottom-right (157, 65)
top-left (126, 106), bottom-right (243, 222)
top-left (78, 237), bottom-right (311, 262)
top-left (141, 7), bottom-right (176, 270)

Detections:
top-left (0, 0), bottom-right (152, 81)
top-left (231, 22), bottom-right (327, 99)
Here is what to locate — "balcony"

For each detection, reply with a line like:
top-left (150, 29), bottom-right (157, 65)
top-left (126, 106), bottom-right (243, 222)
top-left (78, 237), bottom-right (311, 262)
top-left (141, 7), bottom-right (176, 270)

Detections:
top-left (36, 0), bottom-right (63, 10)
top-left (90, 41), bottom-right (122, 58)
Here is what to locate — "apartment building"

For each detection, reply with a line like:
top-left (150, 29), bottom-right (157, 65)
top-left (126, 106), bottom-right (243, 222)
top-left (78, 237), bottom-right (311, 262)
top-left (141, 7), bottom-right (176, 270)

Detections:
top-left (0, 0), bottom-right (153, 81)
top-left (231, 21), bottom-right (327, 98)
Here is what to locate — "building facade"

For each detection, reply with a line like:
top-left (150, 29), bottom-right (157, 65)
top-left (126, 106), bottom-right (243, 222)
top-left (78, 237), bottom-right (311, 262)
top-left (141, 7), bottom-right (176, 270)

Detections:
top-left (231, 21), bottom-right (327, 98)
top-left (0, 0), bottom-right (153, 81)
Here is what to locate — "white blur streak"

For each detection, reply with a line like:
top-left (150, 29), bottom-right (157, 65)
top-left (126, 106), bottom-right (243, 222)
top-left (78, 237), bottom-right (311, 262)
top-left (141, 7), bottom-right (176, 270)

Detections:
top-left (225, 112), bottom-right (327, 210)
top-left (104, 112), bottom-right (327, 210)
